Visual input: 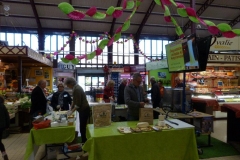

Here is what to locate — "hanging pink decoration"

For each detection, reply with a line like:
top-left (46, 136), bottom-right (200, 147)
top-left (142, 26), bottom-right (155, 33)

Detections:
top-left (95, 48), bottom-right (103, 56)
top-left (68, 11), bottom-right (85, 20)
top-left (56, 0), bottom-right (240, 63)
top-left (65, 54), bottom-right (75, 60)
top-left (86, 7), bottom-right (97, 17)
top-left (77, 55), bottom-right (86, 60)
top-left (208, 26), bottom-right (220, 35)
top-left (112, 10), bottom-right (123, 18)
top-left (107, 37), bottom-right (114, 47)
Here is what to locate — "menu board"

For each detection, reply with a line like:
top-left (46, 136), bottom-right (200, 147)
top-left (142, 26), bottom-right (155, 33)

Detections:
top-left (92, 103), bottom-right (112, 128)
top-left (111, 72), bottom-right (120, 98)
top-left (166, 34), bottom-right (199, 73)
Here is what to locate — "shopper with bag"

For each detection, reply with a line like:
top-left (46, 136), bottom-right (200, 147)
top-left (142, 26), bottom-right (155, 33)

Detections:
top-left (124, 73), bottom-right (149, 121)
top-left (0, 96), bottom-right (10, 160)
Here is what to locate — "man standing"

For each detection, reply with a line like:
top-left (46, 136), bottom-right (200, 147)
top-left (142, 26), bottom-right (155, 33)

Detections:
top-left (117, 78), bottom-right (127, 104)
top-left (124, 73), bottom-right (148, 121)
top-left (30, 80), bottom-right (47, 117)
top-left (175, 77), bottom-right (184, 88)
top-left (146, 77), bottom-right (160, 119)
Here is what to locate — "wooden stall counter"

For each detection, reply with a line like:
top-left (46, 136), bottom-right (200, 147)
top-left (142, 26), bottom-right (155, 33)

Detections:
top-left (221, 103), bottom-right (240, 142)
top-left (191, 97), bottom-right (219, 115)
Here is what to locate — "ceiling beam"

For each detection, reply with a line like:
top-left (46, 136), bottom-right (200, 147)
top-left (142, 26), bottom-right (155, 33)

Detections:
top-left (0, 13), bottom-right (233, 23)
top-left (69, 0), bottom-right (73, 31)
top-left (109, 0), bottom-right (122, 36)
top-left (229, 15), bottom-right (240, 27)
top-left (135, 0), bottom-right (156, 41)
top-left (6, 0), bottom-right (240, 10)
top-left (29, 0), bottom-right (42, 30)
top-left (182, 0), bottom-right (215, 33)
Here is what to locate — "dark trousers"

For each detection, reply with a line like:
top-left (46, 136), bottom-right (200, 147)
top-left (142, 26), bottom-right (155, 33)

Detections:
top-left (0, 128), bottom-right (5, 152)
top-left (127, 113), bottom-right (139, 121)
top-left (79, 108), bottom-right (90, 143)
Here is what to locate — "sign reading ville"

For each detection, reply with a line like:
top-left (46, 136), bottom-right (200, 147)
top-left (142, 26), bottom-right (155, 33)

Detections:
top-left (208, 54), bottom-right (240, 62)
top-left (58, 61), bottom-right (75, 70)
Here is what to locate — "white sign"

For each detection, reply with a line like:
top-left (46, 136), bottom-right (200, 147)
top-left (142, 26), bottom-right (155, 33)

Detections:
top-left (210, 37), bottom-right (239, 51)
top-left (208, 54), bottom-right (240, 62)
top-left (146, 59), bottom-right (168, 70)
top-left (58, 61), bottom-right (76, 70)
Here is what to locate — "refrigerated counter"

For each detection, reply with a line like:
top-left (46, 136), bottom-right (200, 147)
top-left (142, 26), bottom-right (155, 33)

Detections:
top-left (192, 94), bottom-right (240, 119)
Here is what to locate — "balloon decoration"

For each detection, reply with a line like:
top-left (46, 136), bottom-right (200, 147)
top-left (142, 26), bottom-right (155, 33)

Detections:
top-left (57, 0), bottom-right (240, 63)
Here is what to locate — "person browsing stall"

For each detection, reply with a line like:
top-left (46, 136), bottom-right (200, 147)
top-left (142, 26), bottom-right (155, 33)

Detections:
top-left (51, 83), bottom-right (72, 111)
top-left (103, 80), bottom-right (115, 103)
top-left (124, 73), bottom-right (149, 121)
top-left (30, 80), bottom-right (47, 117)
top-left (0, 96), bottom-right (10, 160)
top-left (117, 78), bottom-right (127, 104)
top-left (145, 77), bottom-right (160, 119)
top-left (158, 80), bottom-right (165, 98)
top-left (146, 77), bottom-right (160, 108)
top-left (175, 77), bottom-right (184, 88)
top-left (64, 77), bottom-right (90, 143)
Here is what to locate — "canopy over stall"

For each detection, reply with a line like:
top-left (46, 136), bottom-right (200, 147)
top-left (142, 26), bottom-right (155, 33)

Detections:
top-left (0, 46), bottom-right (53, 92)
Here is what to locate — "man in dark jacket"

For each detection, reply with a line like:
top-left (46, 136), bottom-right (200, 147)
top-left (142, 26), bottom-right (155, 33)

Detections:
top-left (0, 96), bottom-right (10, 160)
top-left (30, 80), bottom-right (47, 117)
top-left (51, 83), bottom-right (72, 111)
top-left (124, 73), bottom-right (148, 121)
top-left (117, 78), bottom-right (127, 104)
top-left (147, 77), bottom-right (161, 108)
top-left (147, 77), bottom-right (160, 119)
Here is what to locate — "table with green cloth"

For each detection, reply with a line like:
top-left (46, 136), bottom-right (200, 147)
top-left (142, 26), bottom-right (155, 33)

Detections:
top-left (24, 125), bottom-right (75, 160)
top-left (82, 120), bottom-right (199, 160)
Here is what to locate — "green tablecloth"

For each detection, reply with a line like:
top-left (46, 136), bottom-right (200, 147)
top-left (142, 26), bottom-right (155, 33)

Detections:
top-left (83, 120), bottom-right (199, 160)
top-left (24, 125), bottom-right (75, 160)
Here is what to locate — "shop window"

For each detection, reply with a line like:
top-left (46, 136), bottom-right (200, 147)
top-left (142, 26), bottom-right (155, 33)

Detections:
top-left (31, 34), bottom-right (38, 51)
top-left (23, 34), bottom-right (30, 47)
top-left (45, 36), bottom-right (50, 51)
top-left (15, 33), bottom-right (21, 46)
top-left (0, 32), bottom-right (6, 41)
top-left (7, 33), bottom-right (14, 46)
top-left (152, 40), bottom-right (157, 56)
top-left (51, 35), bottom-right (57, 51)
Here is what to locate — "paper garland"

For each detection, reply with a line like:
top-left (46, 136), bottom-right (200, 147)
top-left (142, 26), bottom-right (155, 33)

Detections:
top-left (155, 0), bottom-right (240, 38)
top-left (58, 0), bottom-right (240, 63)
top-left (59, 31), bottom-right (161, 63)
top-left (58, 0), bottom-right (141, 61)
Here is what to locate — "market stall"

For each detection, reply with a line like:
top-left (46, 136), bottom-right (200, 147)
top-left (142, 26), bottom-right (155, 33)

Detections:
top-left (83, 120), bottom-right (198, 160)
top-left (0, 46), bottom-right (53, 92)
top-left (0, 46), bottom-right (53, 132)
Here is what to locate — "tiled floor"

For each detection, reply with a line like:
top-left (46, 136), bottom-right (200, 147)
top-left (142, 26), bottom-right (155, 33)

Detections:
top-left (1, 120), bottom-right (240, 160)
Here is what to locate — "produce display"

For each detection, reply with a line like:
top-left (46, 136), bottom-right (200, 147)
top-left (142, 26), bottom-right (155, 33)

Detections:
top-left (18, 96), bottom-right (31, 109)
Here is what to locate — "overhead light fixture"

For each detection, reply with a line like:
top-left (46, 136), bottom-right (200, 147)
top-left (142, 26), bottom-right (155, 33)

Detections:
top-left (3, 4), bottom-right (10, 16)
top-left (3, 5), bottom-right (10, 11)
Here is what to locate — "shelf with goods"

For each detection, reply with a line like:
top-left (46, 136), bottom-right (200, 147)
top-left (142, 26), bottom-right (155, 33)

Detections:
top-left (186, 66), bottom-right (240, 95)
top-left (110, 72), bottom-right (121, 98)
